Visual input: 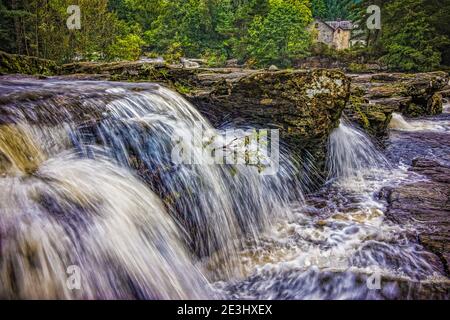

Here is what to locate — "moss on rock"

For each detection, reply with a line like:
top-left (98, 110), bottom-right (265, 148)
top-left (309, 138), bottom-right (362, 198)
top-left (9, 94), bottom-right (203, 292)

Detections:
top-left (0, 51), bottom-right (58, 75)
top-left (346, 72), bottom-right (449, 137)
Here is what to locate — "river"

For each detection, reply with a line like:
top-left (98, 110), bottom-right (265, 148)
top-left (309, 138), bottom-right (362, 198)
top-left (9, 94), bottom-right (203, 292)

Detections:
top-left (0, 78), bottom-right (448, 299)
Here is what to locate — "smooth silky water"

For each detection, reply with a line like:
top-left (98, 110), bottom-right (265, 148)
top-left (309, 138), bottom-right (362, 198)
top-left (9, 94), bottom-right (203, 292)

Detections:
top-left (0, 78), bottom-right (301, 298)
top-left (0, 78), bottom-right (449, 299)
top-left (216, 117), bottom-right (449, 299)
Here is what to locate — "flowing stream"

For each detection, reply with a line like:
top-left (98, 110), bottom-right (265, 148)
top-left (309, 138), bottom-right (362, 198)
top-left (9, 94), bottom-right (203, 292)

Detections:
top-left (0, 78), bottom-right (449, 299)
top-left (217, 112), bottom-right (449, 299)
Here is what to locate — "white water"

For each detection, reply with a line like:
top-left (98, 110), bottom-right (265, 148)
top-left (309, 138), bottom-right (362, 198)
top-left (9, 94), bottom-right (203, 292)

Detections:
top-left (0, 80), bottom-right (303, 298)
top-left (0, 149), bottom-right (210, 299)
top-left (326, 119), bottom-right (390, 182)
top-left (444, 102), bottom-right (450, 113)
top-left (78, 85), bottom-right (301, 270)
top-left (389, 112), bottom-right (449, 132)
top-left (216, 116), bottom-right (448, 299)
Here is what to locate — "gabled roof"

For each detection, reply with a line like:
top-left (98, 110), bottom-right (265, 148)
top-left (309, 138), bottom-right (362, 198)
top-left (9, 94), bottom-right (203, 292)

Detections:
top-left (313, 19), bottom-right (335, 31)
top-left (324, 20), bottom-right (353, 30)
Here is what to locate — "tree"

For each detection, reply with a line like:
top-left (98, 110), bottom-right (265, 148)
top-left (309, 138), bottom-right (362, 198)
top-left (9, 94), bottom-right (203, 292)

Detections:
top-left (246, 0), bottom-right (312, 67)
top-left (311, 0), bottom-right (326, 18)
top-left (420, 0), bottom-right (450, 66)
top-left (0, 0), bottom-right (132, 63)
top-left (107, 33), bottom-right (144, 60)
top-left (380, 0), bottom-right (443, 71)
top-left (322, 0), bottom-right (356, 20)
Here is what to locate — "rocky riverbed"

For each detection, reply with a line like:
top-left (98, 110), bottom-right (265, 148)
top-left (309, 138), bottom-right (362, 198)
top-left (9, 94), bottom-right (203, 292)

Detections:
top-left (345, 72), bottom-right (449, 137)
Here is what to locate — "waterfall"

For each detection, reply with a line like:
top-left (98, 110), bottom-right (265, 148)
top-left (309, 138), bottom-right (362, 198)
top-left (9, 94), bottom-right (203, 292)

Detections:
top-left (69, 85), bottom-right (302, 264)
top-left (326, 119), bottom-right (390, 181)
top-left (444, 102), bottom-right (450, 113)
top-left (0, 79), bottom-right (303, 297)
top-left (0, 130), bottom-right (209, 299)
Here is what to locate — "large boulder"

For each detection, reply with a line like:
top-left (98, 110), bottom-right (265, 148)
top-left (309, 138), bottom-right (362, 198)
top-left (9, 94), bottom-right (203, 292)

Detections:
top-left (190, 69), bottom-right (350, 175)
top-left (380, 158), bottom-right (450, 276)
top-left (2, 59), bottom-right (351, 179)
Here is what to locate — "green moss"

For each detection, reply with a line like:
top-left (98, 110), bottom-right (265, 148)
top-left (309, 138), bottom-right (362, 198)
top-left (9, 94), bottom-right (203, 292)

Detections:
top-left (349, 95), bottom-right (370, 129)
top-left (347, 63), bottom-right (369, 73)
top-left (173, 82), bottom-right (192, 94)
top-left (0, 51), bottom-right (58, 75)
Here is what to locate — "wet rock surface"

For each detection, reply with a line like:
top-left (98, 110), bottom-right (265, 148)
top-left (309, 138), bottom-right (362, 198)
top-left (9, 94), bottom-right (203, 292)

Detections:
top-left (382, 158), bottom-right (450, 276)
top-left (0, 78), bottom-right (160, 125)
top-left (223, 267), bottom-right (449, 300)
top-left (345, 72), bottom-right (449, 137)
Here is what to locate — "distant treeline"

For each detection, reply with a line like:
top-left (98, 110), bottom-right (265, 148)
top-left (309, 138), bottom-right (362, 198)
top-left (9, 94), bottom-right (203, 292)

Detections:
top-left (0, 0), bottom-right (449, 71)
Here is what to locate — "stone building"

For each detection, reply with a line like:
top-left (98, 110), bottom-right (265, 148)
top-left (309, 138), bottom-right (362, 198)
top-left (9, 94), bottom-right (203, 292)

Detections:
top-left (312, 19), bottom-right (353, 50)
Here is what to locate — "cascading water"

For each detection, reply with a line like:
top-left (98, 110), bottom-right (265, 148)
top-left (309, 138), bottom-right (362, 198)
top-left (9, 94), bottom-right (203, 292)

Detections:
top-left (215, 116), bottom-right (448, 300)
top-left (0, 150), bottom-right (210, 299)
top-left (0, 78), bottom-right (302, 298)
top-left (67, 84), bottom-right (302, 272)
top-left (326, 118), bottom-right (390, 182)
top-left (387, 111), bottom-right (450, 165)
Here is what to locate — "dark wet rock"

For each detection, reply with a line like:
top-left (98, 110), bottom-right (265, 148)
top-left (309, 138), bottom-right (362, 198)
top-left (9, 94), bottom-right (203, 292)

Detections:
top-left (402, 92), bottom-right (443, 117)
top-left (294, 54), bottom-right (385, 73)
top-left (439, 85), bottom-right (450, 99)
top-left (0, 51), bottom-right (58, 76)
top-left (382, 158), bottom-right (450, 276)
top-left (346, 72), bottom-right (449, 137)
top-left (0, 79), bottom-right (160, 125)
top-left (386, 130), bottom-right (450, 166)
top-left (225, 59), bottom-right (239, 68)
top-left (344, 97), bottom-right (395, 137)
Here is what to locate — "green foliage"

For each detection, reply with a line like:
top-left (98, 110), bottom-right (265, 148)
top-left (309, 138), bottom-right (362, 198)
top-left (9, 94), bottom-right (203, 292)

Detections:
top-left (0, 0), bottom-right (448, 70)
top-left (107, 34), bottom-right (144, 61)
top-left (352, 0), bottom-right (449, 70)
top-left (311, 0), bottom-right (326, 18)
top-left (313, 0), bottom-right (358, 20)
top-left (162, 42), bottom-right (184, 64)
top-left (246, 0), bottom-right (312, 67)
top-left (361, 0), bottom-right (444, 71)
top-left (202, 49), bottom-right (228, 67)
top-left (0, 0), bottom-right (127, 63)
